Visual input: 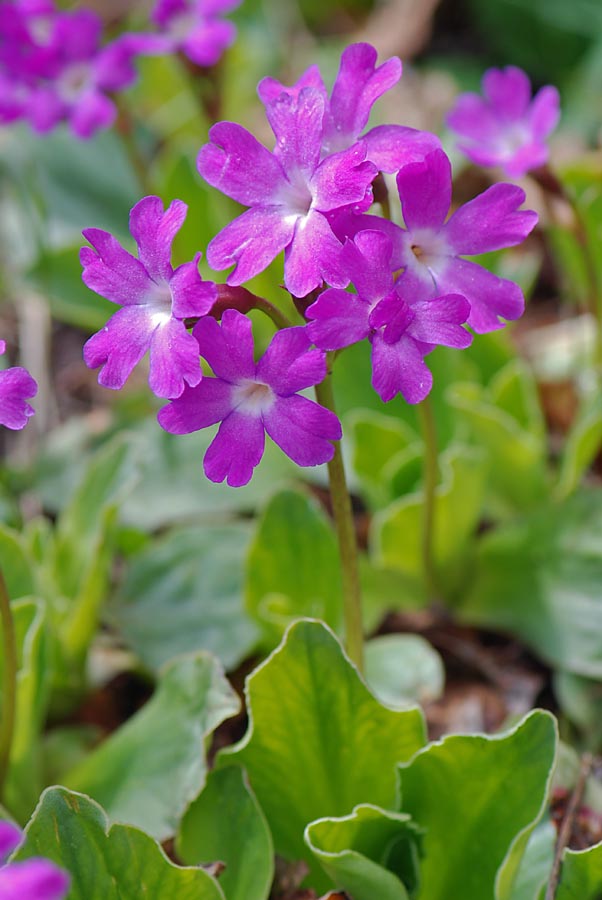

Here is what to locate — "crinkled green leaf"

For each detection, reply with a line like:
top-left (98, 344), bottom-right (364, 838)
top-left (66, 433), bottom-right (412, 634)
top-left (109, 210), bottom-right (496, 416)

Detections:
top-left (364, 634), bottom-right (444, 708)
top-left (65, 652), bottom-right (240, 841)
top-left (113, 524), bottom-right (258, 672)
top-left (398, 711), bottom-right (557, 900)
top-left (460, 491), bottom-right (602, 677)
top-left (219, 620), bottom-right (425, 881)
top-left (178, 766), bottom-right (273, 900)
top-left (305, 804), bottom-right (421, 900)
top-left (13, 787), bottom-right (225, 899)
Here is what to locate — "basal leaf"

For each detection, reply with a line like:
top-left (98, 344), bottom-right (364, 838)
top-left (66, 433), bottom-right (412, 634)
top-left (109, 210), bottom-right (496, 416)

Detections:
top-left (364, 635), bottom-right (444, 708)
top-left (178, 766), bottom-right (273, 900)
top-left (547, 842), bottom-right (602, 899)
top-left (13, 787), bottom-right (225, 899)
top-left (219, 620), bottom-right (426, 882)
top-left (397, 711), bottom-right (557, 900)
top-left (65, 652), bottom-right (240, 841)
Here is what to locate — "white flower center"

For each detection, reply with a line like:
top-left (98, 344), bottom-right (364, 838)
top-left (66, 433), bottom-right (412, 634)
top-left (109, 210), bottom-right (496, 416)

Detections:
top-left (56, 62), bottom-right (91, 103)
top-left (28, 15), bottom-right (53, 46)
top-left (276, 167), bottom-right (314, 219)
top-left (496, 121), bottom-right (531, 159)
top-left (232, 380), bottom-right (275, 416)
top-left (403, 228), bottom-right (451, 278)
top-left (146, 280), bottom-right (173, 327)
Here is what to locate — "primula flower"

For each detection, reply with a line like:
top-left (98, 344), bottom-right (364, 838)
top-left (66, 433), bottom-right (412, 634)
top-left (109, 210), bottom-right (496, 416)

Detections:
top-left (358, 149), bottom-right (537, 333)
top-left (0, 820), bottom-right (70, 900)
top-left (257, 42), bottom-right (441, 172)
top-left (146, 0), bottom-right (241, 67)
top-left (446, 66), bottom-right (560, 178)
top-left (158, 309), bottom-right (342, 486)
top-left (307, 230), bottom-right (471, 403)
top-left (0, 341), bottom-right (37, 430)
top-left (198, 86), bottom-right (378, 297)
top-left (81, 195), bottom-right (217, 399)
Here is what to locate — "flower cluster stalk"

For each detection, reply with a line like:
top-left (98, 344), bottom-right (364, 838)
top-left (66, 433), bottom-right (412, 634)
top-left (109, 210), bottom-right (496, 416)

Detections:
top-left (0, 570), bottom-right (17, 804)
top-left (314, 367), bottom-right (364, 671)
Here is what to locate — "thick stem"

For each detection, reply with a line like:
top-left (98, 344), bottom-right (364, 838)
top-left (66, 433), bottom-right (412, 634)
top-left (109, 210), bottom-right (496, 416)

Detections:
top-left (314, 367), bottom-right (364, 671)
top-left (0, 569), bottom-right (17, 802)
top-left (416, 396), bottom-right (439, 599)
top-left (210, 285), bottom-right (293, 330)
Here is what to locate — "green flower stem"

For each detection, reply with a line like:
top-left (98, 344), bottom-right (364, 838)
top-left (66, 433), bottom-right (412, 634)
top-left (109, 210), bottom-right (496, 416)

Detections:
top-left (314, 365), bottom-right (364, 671)
top-left (0, 569), bottom-right (17, 803)
top-left (416, 396), bottom-right (439, 599)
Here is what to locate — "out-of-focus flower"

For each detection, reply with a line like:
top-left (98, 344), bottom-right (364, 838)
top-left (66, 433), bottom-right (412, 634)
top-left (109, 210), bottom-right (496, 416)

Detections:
top-left (258, 42), bottom-right (440, 172)
top-left (0, 341), bottom-right (37, 430)
top-left (81, 195), bottom-right (217, 399)
top-left (446, 66), bottom-right (560, 177)
top-left (0, 820), bottom-right (70, 900)
top-left (158, 309), bottom-right (342, 486)
top-left (198, 86), bottom-right (377, 297)
top-left (307, 230), bottom-right (471, 403)
top-left (146, 0), bottom-right (241, 67)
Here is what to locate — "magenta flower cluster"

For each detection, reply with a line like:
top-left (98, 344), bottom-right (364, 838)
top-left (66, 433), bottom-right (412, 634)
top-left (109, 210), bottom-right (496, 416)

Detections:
top-left (0, 820), bottom-right (69, 899)
top-left (0, 0), bottom-right (241, 138)
top-left (81, 44), bottom-right (540, 486)
top-left (447, 66), bottom-right (560, 177)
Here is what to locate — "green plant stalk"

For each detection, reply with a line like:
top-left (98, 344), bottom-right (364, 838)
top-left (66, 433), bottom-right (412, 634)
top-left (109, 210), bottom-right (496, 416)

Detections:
top-left (314, 366), bottom-right (364, 671)
top-left (0, 569), bottom-right (17, 803)
top-left (416, 396), bottom-right (439, 599)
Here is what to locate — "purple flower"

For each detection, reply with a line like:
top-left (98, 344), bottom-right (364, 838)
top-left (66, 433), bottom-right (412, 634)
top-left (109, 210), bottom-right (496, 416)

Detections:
top-left (144, 0), bottom-right (241, 67)
top-left (198, 86), bottom-right (378, 297)
top-left (446, 66), bottom-right (560, 178)
top-left (307, 230), bottom-right (471, 404)
top-left (388, 149), bottom-right (537, 333)
top-left (257, 42), bottom-right (441, 173)
top-left (81, 195), bottom-right (217, 399)
top-left (0, 341), bottom-right (37, 430)
top-left (26, 9), bottom-right (140, 139)
top-left (0, 820), bottom-right (69, 900)
top-left (158, 309), bottom-right (342, 486)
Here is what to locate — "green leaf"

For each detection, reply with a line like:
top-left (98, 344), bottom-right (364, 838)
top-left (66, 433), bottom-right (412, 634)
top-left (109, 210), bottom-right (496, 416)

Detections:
top-left (373, 445), bottom-right (486, 588)
top-left (112, 524), bottom-right (258, 672)
top-left (178, 766), bottom-right (273, 900)
top-left (305, 804), bottom-right (422, 900)
top-left (347, 411), bottom-right (417, 508)
top-left (397, 711), bottom-right (557, 900)
top-left (1, 599), bottom-right (49, 821)
top-left (554, 670), bottom-right (602, 748)
top-left (13, 787), bottom-right (226, 900)
top-left (219, 620), bottom-right (426, 878)
top-left (246, 490), bottom-right (342, 644)
top-left (510, 820), bottom-right (555, 900)
top-left (459, 491), bottom-right (602, 677)
top-left (545, 842), bottom-right (602, 900)
top-left (364, 635), bottom-right (444, 708)
top-left (0, 524), bottom-right (34, 599)
top-left (65, 652), bottom-right (240, 841)
top-left (556, 392), bottom-right (602, 499)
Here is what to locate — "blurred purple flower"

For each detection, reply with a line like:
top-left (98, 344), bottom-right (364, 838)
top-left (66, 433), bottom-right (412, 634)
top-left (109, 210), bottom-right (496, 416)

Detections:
top-left (159, 309), bottom-right (341, 486)
top-left (258, 42), bottom-right (441, 172)
top-left (307, 230), bottom-right (471, 403)
top-left (0, 341), bottom-right (37, 430)
top-left (446, 66), bottom-right (560, 177)
top-left (0, 820), bottom-right (69, 900)
top-left (145, 0), bottom-right (241, 67)
top-left (198, 86), bottom-right (377, 297)
top-left (81, 195), bottom-right (217, 399)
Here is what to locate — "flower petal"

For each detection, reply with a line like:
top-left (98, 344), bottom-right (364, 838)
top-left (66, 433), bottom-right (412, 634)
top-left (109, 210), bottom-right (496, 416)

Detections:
top-left (158, 377), bottom-right (234, 434)
top-left (81, 229), bottom-right (151, 305)
top-left (263, 394), bottom-right (341, 467)
top-left (437, 257), bottom-right (525, 333)
top-left (529, 85), bottom-right (561, 140)
top-left (444, 183), bottom-right (538, 255)
top-left (148, 317), bottom-right (202, 399)
top-left (69, 90), bottom-right (116, 140)
top-left (0, 858), bottom-right (70, 900)
top-left (363, 124), bottom-right (441, 173)
top-left (169, 254), bottom-right (217, 319)
top-left (311, 141), bottom-right (376, 212)
top-left (284, 210), bottom-right (346, 297)
top-left (343, 229), bottom-right (395, 302)
top-left (482, 66), bottom-right (532, 120)
top-left (264, 86), bottom-right (324, 178)
top-left (198, 121), bottom-right (287, 206)
top-left (258, 65), bottom-right (326, 106)
top-left (371, 332), bottom-right (432, 403)
top-left (193, 308), bottom-right (255, 382)
top-left (396, 149), bottom-right (451, 231)
top-left (182, 19), bottom-right (236, 66)
top-left (0, 367), bottom-right (37, 430)
top-left (306, 288), bottom-right (371, 350)
top-left (0, 821), bottom-right (21, 863)
top-left (408, 295), bottom-right (472, 348)
top-left (83, 305), bottom-right (154, 390)
top-left (129, 196), bottom-right (187, 282)
top-left (328, 43), bottom-right (401, 143)
top-left (256, 326), bottom-right (326, 394)
top-left (206, 206), bottom-right (294, 285)
top-left (204, 411), bottom-right (265, 487)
